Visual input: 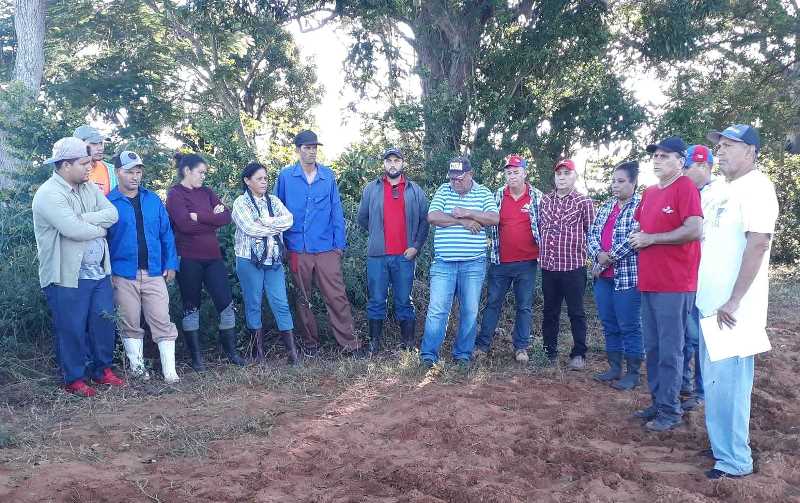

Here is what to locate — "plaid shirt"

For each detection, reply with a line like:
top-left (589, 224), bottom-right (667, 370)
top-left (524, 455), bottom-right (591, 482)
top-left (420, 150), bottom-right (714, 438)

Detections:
top-left (586, 195), bottom-right (641, 290)
top-left (231, 194), bottom-right (293, 265)
top-left (538, 190), bottom-right (595, 271)
top-left (488, 184), bottom-right (542, 265)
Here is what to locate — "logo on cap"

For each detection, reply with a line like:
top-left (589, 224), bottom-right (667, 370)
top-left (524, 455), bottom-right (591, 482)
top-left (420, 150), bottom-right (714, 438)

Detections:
top-left (450, 161), bottom-right (464, 172)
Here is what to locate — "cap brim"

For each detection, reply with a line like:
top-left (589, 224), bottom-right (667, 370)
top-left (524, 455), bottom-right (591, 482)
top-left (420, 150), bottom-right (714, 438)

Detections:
top-left (297, 141), bottom-right (323, 146)
top-left (706, 130), bottom-right (743, 145)
top-left (645, 144), bottom-right (658, 153)
top-left (383, 153), bottom-right (403, 160)
top-left (82, 134), bottom-right (110, 143)
top-left (647, 143), bottom-right (685, 155)
top-left (120, 161), bottom-right (144, 170)
top-left (43, 156), bottom-right (60, 165)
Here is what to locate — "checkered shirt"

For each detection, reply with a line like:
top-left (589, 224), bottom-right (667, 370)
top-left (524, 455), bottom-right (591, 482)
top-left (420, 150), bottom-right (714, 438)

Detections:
top-left (538, 190), bottom-right (595, 271)
top-left (586, 194), bottom-right (641, 290)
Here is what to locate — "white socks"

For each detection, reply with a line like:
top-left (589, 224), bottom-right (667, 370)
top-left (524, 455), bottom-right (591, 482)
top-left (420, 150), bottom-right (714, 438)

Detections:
top-left (157, 340), bottom-right (180, 384)
top-left (122, 337), bottom-right (150, 380)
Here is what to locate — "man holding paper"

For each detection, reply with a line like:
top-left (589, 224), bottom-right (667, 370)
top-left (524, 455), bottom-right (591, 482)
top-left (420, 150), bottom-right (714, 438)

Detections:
top-left (697, 124), bottom-right (779, 480)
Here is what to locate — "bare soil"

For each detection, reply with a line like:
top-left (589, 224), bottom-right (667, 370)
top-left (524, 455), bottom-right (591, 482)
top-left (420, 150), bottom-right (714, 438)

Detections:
top-left (1, 274), bottom-right (799, 502)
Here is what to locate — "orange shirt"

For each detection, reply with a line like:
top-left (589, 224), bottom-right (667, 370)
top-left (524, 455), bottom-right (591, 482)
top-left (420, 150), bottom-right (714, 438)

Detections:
top-left (88, 160), bottom-right (111, 195)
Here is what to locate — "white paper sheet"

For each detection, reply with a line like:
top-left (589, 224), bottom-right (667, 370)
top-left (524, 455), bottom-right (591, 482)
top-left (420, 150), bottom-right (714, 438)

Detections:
top-left (700, 316), bottom-right (772, 362)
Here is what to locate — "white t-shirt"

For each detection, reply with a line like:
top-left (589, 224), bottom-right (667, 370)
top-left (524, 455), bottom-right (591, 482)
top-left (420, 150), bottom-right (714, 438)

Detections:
top-left (696, 169), bottom-right (778, 356)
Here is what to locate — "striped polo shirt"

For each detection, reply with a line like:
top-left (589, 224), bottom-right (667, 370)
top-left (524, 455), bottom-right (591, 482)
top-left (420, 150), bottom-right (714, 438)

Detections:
top-left (428, 181), bottom-right (498, 261)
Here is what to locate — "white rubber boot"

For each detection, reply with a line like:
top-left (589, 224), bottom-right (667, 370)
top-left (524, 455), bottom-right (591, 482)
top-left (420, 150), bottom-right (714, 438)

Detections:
top-left (158, 340), bottom-right (180, 384)
top-left (122, 337), bottom-right (150, 380)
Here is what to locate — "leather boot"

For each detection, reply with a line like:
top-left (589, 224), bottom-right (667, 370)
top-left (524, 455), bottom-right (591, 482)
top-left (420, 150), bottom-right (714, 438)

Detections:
top-left (612, 356), bottom-right (642, 390)
top-left (219, 328), bottom-right (246, 366)
top-left (368, 319), bottom-right (383, 355)
top-left (593, 351), bottom-right (623, 382)
top-left (280, 330), bottom-right (300, 366)
top-left (183, 330), bottom-right (207, 372)
top-left (250, 328), bottom-right (265, 363)
top-left (399, 319), bottom-right (416, 349)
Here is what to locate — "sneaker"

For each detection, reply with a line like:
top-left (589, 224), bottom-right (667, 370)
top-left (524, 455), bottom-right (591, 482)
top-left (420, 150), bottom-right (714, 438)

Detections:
top-left (705, 468), bottom-right (748, 480)
top-left (645, 414), bottom-right (682, 432)
top-left (64, 380), bottom-right (96, 397)
top-left (92, 368), bottom-right (125, 387)
top-left (633, 405), bottom-right (658, 420)
top-left (681, 396), bottom-right (704, 412)
top-left (567, 355), bottom-right (585, 370)
top-left (514, 349), bottom-right (529, 363)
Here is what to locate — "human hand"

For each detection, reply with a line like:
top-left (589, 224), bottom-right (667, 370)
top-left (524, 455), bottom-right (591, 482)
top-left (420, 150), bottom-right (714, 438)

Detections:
top-left (597, 252), bottom-right (611, 266)
top-left (403, 247), bottom-right (418, 260)
top-left (163, 269), bottom-right (176, 283)
top-left (461, 219), bottom-right (482, 234)
top-left (189, 212), bottom-right (198, 222)
top-left (213, 204), bottom-right (225, 214)
top-left (717, 298), bottom-right (740, 329)
top-left (628, 232), bottom-right (655, 249)
top-left (452, 207), bottom-right (471, 219)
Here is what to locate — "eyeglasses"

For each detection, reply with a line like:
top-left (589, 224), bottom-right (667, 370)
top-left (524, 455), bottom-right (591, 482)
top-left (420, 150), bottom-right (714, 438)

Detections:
top-left (449, 174), bottom-right (467, 181)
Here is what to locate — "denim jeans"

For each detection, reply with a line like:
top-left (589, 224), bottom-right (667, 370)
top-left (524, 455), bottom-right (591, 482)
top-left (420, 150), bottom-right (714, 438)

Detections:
top-left (700, 333), bottom-right (755, 475)
top-left (366, 255), bottom-right (416, 321)
top-left (592, 278), bottom-right (643, 357)
top-left (541, 267), bottom-right (587, 358)
top-left (476, 260), bottom-right (537, 351)
top-left (682, 306), bottom-right (704, 398)
top-left (43, 277), bottom-right (116, 384)
top-left (641, 292), bottom-right (694, 420)
top-left (420, 257), bottom-right (487, 362)
top-left (235, 257), bottom-right (294, 331)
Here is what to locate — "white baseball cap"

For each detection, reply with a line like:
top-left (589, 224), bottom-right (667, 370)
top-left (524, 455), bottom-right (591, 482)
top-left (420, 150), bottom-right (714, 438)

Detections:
top-left (116, 150), bottom-right (145, 171)
top-left (43, 137), bottom-right (89, 165)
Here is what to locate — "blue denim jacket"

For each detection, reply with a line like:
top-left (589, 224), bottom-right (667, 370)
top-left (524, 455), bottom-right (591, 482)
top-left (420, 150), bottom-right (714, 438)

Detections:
top-left (107, 187), bottom-right (179, 279)
top-left (273, 162), bottom-right (346, 253)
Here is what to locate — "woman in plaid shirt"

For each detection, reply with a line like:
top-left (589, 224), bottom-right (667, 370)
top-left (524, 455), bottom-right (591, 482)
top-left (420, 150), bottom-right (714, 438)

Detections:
top-left (587, 161), bottom-right (644, 390)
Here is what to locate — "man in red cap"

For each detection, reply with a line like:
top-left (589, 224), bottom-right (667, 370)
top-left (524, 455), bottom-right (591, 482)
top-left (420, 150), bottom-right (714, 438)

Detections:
top-left (538, 158), bottom-right (595, 369)
top-left (476, 154), bottom-right (542, 363)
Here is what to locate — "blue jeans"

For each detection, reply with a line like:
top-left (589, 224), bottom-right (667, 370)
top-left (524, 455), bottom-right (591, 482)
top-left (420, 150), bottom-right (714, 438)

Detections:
top-left (476, 260), bottom-right (537, 351)
top-left (43, 277), bottom-right (116, 385)
top-left (592, 279), bottom-right (643, 357)
top-left (366, 255), bottom-right (416, 321)
top-left (700, 334), bottom-right (754, 475)
top-left (641, 292), bottom-right (694, 420)
top-left (682, 306), bottom-right (704, 398)
top-left (235, 257), bottom-right (294, 331)
top-left (420, 258), bottom-right (487, 363)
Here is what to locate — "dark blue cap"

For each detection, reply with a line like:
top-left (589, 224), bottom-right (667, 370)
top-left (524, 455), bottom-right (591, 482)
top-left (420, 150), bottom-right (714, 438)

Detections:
top-left (707, 124), bottom-right (760, 149)
top-left (294, 130), bottom-right (322, 147)
top-left (646, 136), bottom-right (687, 157)
top-left (382, 147), bottom-right (403, 160)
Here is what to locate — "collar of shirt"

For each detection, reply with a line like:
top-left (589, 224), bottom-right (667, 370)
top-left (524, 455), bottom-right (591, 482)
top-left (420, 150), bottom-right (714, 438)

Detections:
top-left (52, 172), bottom-right (81, 193)
top-left (290, 161), bottom-right (328, 181)
top-left (503, 183), bottom-right (530, 199)
top-left (551, 188), bottom-right (577, 200)
top-left (383, 174), bottom-right (406, 187)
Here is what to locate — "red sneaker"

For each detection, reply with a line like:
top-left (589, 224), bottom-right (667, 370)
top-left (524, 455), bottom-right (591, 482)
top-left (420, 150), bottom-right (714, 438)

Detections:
top-left (93, 368), bottom-right (126, 387)
top-left (64, 380), bottom-right (97, 397)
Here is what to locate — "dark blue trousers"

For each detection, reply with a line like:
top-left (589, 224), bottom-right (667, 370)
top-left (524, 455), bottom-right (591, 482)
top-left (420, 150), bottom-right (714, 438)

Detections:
top-left (44, 277), bottom-right (117, 384)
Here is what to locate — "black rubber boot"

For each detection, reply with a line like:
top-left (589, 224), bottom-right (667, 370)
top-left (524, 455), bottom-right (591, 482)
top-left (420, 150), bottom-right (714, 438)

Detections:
top-left (399, 319), bottom-right (416, 349)
top-left (183, 330), bottom-right (207, 372)
top-left (219, 328), bottom-right (246, 366)
top-left (612, 356), bottom-right (642, 390)
top-left (250, 328), bottom-right (265, 363)
top-left (368, 319), bottom-right (383, 355)
top-left (280, 330), bottom-right (300, 366)
top-left (593, 351), bottom-right (623, 382)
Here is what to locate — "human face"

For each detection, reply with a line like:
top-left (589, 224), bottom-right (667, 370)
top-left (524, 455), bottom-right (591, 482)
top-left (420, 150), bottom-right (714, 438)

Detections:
top-left (449, 171), bottom-right (473, 195)
top-left (683, 162), bottom-right (711, 189)
top-left (87, 142), bottom-right (104, 162)
top-left (611, 168), bottom-right (635, 202)
top-left (117, 166), bottom-right (143, 194)
top-left (60, 156), bottom-right (93, 185)
top-left (715, 137), bottom-right (755, 181)
top-left (651, 148), bottom-right (683, 182)
top-left (244, 167), bottom-right (268, 197)
top-left (182, 162), bottom-right (207, 189)
top-left (297, 144), bottom-right (318, 166)
top-left (554, 167), bottom-right (577, 193)
top-left (504, 166), bottom-right (526, 190)
top-left (383, 155), bottom-right (404, 179)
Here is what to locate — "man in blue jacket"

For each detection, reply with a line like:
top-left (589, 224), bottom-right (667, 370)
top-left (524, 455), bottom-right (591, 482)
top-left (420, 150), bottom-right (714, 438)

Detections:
top-left (107, 151), bottom-right (180, 383)
top-left (274, 130), bottom-right (363, 356)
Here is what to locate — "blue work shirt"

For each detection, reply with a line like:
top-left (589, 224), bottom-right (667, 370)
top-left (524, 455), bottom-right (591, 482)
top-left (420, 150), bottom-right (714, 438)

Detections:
top-left (273, 162), bottom-right (346, 253)
top-left (107, 187), bottom-right (179, 279)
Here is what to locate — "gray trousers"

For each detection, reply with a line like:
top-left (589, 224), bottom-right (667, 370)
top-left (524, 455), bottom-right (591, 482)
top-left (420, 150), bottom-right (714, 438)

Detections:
top-left (641, 292), bottom-right (695, 419)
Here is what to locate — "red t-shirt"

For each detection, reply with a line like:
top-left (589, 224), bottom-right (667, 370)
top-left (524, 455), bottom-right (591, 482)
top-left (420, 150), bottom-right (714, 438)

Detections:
top-left (383, 177), bottom-right (408, 255)
top-left (600, 203), bottom-right (621, 279)
top-left (634, 176), bottom-right (703, 292)
top-left (499, 186), bottom-right (540, 263)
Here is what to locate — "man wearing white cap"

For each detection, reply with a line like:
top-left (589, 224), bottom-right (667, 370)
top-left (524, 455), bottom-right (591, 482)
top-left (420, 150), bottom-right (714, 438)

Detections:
top-left (107, 151), bottom-right (180, 384)
top-left (32, 137), bottom-right (123, 397)
top-left (74, 125), bottom-right (117, 196)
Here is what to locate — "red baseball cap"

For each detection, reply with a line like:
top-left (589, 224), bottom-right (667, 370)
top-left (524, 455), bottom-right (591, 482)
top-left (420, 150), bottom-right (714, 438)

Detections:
top-left (554, 159), bottom-right (575, 171)
top-left (504, 154), bottom-right (528, 169)
top-left (684, 145), bottom-right (714, 167)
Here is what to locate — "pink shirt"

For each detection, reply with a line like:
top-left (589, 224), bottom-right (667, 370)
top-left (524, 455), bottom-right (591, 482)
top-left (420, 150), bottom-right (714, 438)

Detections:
top-left (599, 203), bottom-right (621, 278)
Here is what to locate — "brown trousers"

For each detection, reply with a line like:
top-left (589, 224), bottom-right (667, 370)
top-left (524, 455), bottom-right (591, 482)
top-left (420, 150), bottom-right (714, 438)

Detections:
top-left (288, 250), bottom-right (358, 350)
top-left (111, 271), bottom-right (178, 343)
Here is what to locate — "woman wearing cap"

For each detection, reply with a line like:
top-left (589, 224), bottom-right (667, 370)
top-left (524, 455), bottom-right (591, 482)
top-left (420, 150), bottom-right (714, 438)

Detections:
top-left (166, 152), bottom-right (245, 370)
top-left (587, 161), bottom-right (644, 390)
top-left (231, 161), bottom-right (299, 365)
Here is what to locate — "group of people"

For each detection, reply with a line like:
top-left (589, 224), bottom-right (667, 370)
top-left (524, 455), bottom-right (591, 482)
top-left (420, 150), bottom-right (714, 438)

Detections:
top-left (32, 123), bottom-right (777, 481)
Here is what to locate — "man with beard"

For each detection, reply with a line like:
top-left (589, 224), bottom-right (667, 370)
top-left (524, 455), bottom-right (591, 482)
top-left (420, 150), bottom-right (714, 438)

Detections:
top-left (357, 147), bottom-right (429, 353)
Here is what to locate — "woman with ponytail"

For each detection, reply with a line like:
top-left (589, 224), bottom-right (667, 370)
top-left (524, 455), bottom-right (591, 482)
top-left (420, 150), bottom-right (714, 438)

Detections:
top-left (231, 162), bottom-right (298, 365)
top-left (165, 152), bottom-right (245, 369)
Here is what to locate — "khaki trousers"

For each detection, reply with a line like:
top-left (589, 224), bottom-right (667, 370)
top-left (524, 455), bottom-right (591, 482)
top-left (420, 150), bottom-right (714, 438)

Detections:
top-left (112, 271), bottom-right (178, 342)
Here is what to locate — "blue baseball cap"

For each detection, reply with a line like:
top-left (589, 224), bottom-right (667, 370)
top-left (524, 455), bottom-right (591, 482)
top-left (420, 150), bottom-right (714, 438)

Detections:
top-left (646, 136), bottom-right (687, 157)
top-left (382, 147), bottom-right (403, 160)
top-left (706, 124), bottom-right (760, 149)
top-left (684, 145), bottom-right (714, 168)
